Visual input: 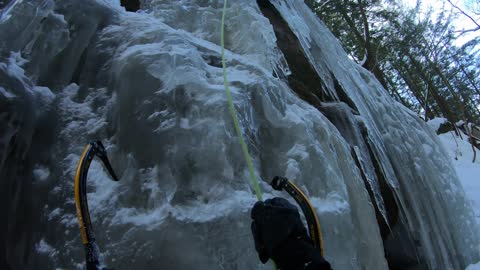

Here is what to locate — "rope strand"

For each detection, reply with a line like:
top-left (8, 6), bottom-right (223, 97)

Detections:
top-left (220, 0), bottom-right (263, 202)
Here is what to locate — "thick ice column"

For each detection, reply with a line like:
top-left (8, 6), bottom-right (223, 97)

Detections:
top-left (270, 0), bottom-right (480, 268)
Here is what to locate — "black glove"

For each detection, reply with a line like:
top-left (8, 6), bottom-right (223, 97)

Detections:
top-left (251, 197), bottom-right (332, 270)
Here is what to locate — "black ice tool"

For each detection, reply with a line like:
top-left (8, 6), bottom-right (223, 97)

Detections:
top-left (270, 176), bottom-right (325, 256)
top-left (74, 141), bottom-right (118, 270)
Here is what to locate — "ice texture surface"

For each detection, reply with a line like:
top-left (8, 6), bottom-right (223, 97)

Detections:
top-left (271, 1), bottom-right (480, 269)
top-left (0, 0), bottom-right (478, 269)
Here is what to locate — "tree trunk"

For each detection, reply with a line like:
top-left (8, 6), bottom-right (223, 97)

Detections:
top-left (405, 52), bottom-right (457, 123)
top-left (393, 61), bottom-right (437, 118)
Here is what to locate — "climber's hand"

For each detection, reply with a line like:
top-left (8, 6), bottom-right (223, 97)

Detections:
top-left (250, 197), bottom-right (311, 263)
top-left (250, 197), bottom-right (333, 270)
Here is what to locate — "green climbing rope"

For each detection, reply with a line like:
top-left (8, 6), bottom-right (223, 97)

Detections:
top-left (220, 0), bottom-right (263, 202)
top-left (221, 5), bottom-right (278, 269)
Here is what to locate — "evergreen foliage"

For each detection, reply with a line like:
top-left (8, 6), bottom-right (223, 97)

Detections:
top-left (305, 0), bottom-right (480, 124)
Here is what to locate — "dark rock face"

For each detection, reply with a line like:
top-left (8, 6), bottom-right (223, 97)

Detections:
top-left (437, 121), bottom-right (453, 135)
top-left (257, 0), bottom-right (358, 112)
top-left (121, 0), bottom-right (140, 12)
top-left (257, 0), bottom-right (333, 108)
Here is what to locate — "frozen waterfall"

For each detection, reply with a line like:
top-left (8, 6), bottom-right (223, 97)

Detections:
top-left (0, 0), bottom-right (479, 269)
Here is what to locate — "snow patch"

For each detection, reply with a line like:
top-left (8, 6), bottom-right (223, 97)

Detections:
top-left (467, 262), bottom-right (480, 270)
top-left (0, 86), bottom-right (15, 98)
top-left (33, 165), bottom-right (50, 182)
top-left (111, 190), bottom-right (259, 228)
top-left (48, 208), bottom-right (62, 221)
top-left (35, 239), bottom-right (57, 256)
top-left (427, 117), bottom-right (447, 131)
top-left (310, 193), bottom-right (350, 215)
top-left (33, 86), bottom-right (55, 106)
top-left (437, 130), bottom-right (480, 231)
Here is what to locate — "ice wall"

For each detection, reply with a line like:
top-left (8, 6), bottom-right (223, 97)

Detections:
top-left (0, 0), bottom-right (478, 269)
top-left (268, 1), bottom-right (480, 269)
top-left (0, 53), bottom-right (56, 269)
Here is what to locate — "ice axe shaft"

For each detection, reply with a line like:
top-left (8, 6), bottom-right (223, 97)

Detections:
top-left (270, 176), bottom-right (324, 256)
top-left (74, 141), bottom-right (118, 270)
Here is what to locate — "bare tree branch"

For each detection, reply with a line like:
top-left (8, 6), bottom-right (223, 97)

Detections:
top-left (446, 0), bottom-right (480, 29)
top-left (319, 0), bottom-right (333, 10)
top-left (454, 26), bottom-right (480, 34)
